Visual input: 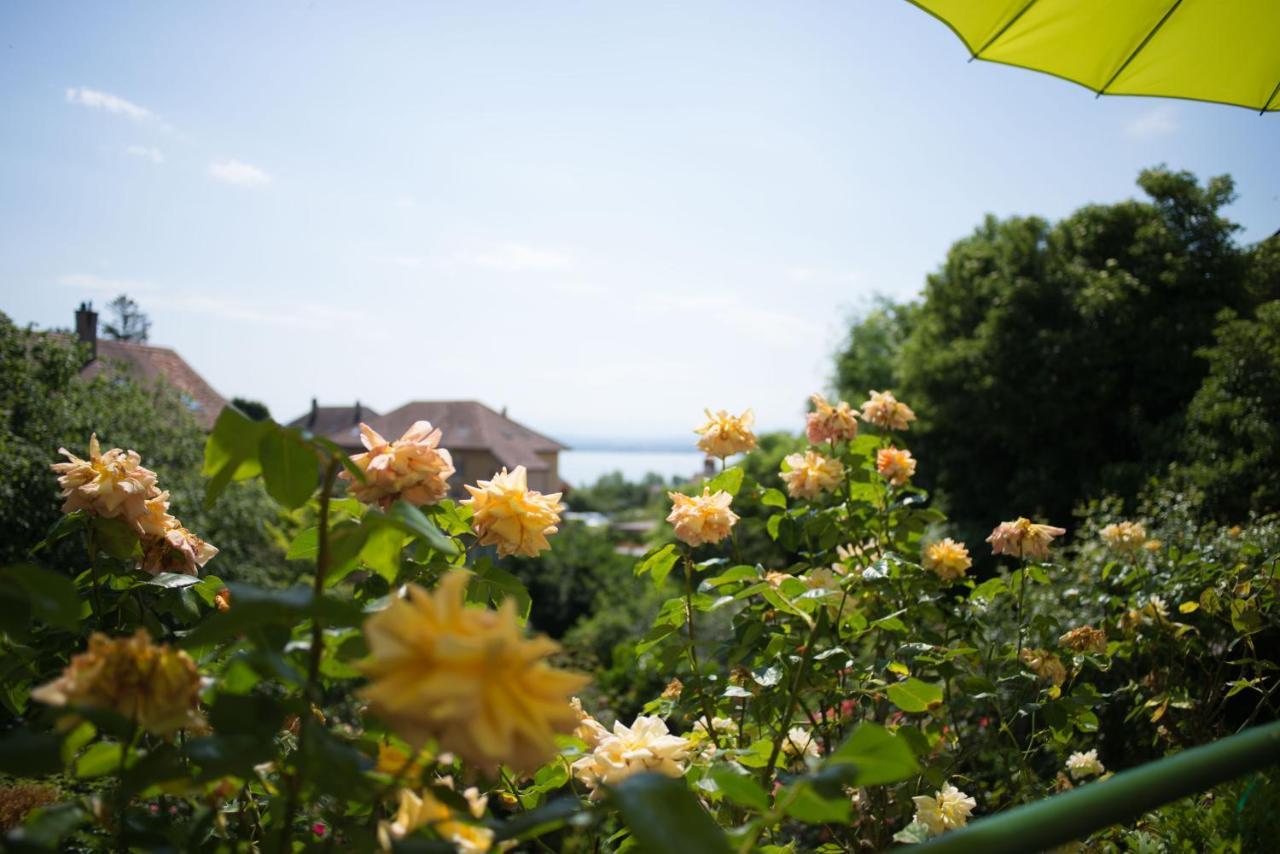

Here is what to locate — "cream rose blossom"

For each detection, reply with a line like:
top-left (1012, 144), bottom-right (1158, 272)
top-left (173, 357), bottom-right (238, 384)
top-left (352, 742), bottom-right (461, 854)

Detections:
top-left (860, 390), bottom-right (916, 431)
top-left (1065, 749), bottom-right (1106, 780)
top-left (806, 393), bottom-right (859, 444)
top-left (694, 408), bottom-right (757, 459)
top-left (780, 450), bottom-right (845, 500)
top-left (912, 782), bottom-right (976, 836)
top-left (667, 489), bottom-right (739, 546)
top-left (343, 421), bottom-right (455, 508)
top-left (571, 714), bottom-right (692, 799)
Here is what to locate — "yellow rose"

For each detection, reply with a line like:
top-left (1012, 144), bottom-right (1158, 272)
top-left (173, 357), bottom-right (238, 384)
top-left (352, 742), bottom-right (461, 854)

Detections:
top-left (694, 408), bottom-right (757, 459)
top-left (31, 628), bottom-right (203, 737)
top-left (1099, 521), bottom-right (1147, 553)
top-left (806, 393), bottom-right (859, 444)
top-left (461, 465), bottom-right (563, 557)
top-left (875, 446), bottom-right (917, 487)
top-left (860, 390), bottom-right (916, 432)
top-left (780, 450), bottom-right (844, 500)
top-left (343, 421), bottom-right (455, 509)
top-left (1020, 648), bottom-right (1067, 686)
top-left (923, 538), bottom-right (971, 581)
top-left (987, 517), bottom-right (1066, 560)
top-left (571, 713), bottom-right (692, 799)
top-left (359, 572), bottom-right (589, 774)
top-left (666, 489), bottom-right (739, 547)
top-left (50, 434), bottom-right (159, 525)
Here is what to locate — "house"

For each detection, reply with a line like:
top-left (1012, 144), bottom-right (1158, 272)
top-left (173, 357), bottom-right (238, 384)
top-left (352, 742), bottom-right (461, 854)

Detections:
top-left (292, 399), bottom-right (567, 496)
top-left (73, 303), bottom-right (227, 429)
top-left (286, 400), bottom-right (380, 450)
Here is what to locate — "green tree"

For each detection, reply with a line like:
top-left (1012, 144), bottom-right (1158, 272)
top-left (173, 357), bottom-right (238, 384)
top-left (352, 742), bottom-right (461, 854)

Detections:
top-left (101, 293), bottom-right (151, 343)
top-left (886, 167), bottom-right (1261, 540)
top-left (1171, 300), bottom-right (1280, 518)
top-left (0, 312), bottom-right (286, 583)
top-left (833, 296), bottom-right (914, 401)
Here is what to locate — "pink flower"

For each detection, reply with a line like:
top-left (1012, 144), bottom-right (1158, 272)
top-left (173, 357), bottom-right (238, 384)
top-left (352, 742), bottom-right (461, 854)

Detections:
top-left (860, 390), bottom-right (916, 431)
top-left (987, 517), bottom-right (1067, 560)
top-left (667, 489), bottom-right (739, 547)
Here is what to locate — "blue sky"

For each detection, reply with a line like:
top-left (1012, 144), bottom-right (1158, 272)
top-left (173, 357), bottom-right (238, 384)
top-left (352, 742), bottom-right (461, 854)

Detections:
top-left (1, 1), bottom-right (1276, 442)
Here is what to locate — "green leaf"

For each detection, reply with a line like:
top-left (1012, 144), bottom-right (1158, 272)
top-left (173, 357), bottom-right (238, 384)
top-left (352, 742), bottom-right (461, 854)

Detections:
top-left (286, 526), bottom-right (319, 560)
top-left (258, 426), bottom-right (319, 509)
top-left (612, 773), bottom-right (730, 854)
top-left (75, 741), bottom-right (124, 778)
top-left (469, 560), bottom-right (533, 620)
top-left (145, 572), bottom-right (200, 589)
top-left (203, 406), bottom-right (270, 506)
top-left (181, 583), bottom-right (365, 648)
top-left (705, 466), bottom-right (744, 497)
top-left (0, 563), bottom-right (80, 630)
top-left (636, 544), bottom-right (679, 586)
top-left (760, 488), bottom-right (787, 508)
top-left (780, 781), bottom-right (851, 823)
top-left (709, 766), bottom-right (769, 811)
top-left (369, 501), bottom-right (459, 556)
top-left (887, 678), bottom-right (945, 713)
top-left (91, 515), bottom-right (141, 560)
top-left (358, 525), bottom-right (404, 583)
top-left (825, 722), bottom-right (920, 785)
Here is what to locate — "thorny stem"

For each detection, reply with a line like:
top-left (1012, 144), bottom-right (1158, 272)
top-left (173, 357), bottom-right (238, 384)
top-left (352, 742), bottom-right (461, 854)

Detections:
top-left (279, 455), bottom-right (342, 853)
top-left (683, 553), bottom-right (721, 749)
top-left (761, 613), bottom-right (824, 790)
top-left (1015, 559), bottom-right (1029, 660)
top-left (85, 530), bottom-right (107, 630)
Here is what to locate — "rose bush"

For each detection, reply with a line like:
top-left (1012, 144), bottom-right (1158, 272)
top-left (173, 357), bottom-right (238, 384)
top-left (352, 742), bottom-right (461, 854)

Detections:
top-left (0, 390), bottom-right (1277, 852)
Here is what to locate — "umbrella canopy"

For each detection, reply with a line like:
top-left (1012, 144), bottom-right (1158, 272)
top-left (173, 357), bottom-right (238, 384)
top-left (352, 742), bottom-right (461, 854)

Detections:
top-left (906, 0), bottom-right (1279, 112)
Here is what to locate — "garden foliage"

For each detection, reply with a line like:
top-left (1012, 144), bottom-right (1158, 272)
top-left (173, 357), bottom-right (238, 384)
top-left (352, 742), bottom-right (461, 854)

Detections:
top-left (1, 385), bottom-right (1276, 852)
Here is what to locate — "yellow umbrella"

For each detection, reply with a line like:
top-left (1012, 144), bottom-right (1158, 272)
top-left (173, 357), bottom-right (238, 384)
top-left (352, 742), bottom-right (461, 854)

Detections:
top-left (905, 0), bottom-right (1279, 112)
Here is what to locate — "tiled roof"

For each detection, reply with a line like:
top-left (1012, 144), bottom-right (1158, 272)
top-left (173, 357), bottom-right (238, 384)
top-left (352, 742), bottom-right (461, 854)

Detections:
top-left (79, 339), bottom-right (227, 429)
top-left (285, 403), bottom-right (380, 449)
top-left (368, 401), bottom-right (567, 472)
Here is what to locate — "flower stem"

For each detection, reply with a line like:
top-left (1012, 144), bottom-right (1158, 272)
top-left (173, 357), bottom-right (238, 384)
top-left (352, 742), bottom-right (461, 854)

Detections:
top-left (1014, 561), bottom-right (1028, 659)
top-left (760, 612), bottom-right (824, 789)
top-left (279, 455), bottom-right (342, 853)
top-left (683, 553), bottom-right (720, 749)
top-left (85, 530), bottom-right (106, 630)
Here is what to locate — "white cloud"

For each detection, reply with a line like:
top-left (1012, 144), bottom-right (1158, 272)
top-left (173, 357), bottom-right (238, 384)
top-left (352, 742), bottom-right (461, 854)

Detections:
top-left (208, 159), bottom-right (272, 188)
top-left (125, 145), bottom-right (164, 164)
top-left (58, 273), bottom-right (155, 293)
top-left (1123, 104), bottom-right (1178, 139)
top-left (459, 242), bottom-right (574, 273)
top-left (65, 87), bottom-right (154, 122)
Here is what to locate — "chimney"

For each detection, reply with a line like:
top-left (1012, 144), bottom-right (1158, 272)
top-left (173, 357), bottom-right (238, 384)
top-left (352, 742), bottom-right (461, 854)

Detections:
top-left (354, 400), bottom-right (363, 423)
top-left (308, 397), bottom-right (318, 428)
top-left (75, 302), bottom-right (98, 361)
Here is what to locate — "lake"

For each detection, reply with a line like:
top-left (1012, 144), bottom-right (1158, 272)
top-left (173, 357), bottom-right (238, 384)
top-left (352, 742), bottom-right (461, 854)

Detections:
top-left (558, 449), bottom-right (709, 487)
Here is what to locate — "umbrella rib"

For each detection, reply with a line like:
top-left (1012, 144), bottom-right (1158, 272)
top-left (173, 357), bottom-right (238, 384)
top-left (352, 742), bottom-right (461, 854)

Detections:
top-left (970, 0), bottom-right (1042, 60)
top-left (1097, 0), bottom-right (1183, 96)
top-left (1262, 78), bottom-right (1280, 114)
